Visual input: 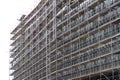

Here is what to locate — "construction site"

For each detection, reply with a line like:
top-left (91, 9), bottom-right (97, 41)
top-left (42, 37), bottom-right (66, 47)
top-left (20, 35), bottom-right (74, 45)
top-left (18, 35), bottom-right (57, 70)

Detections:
top-left (10, 0), bottom-right (120, 80)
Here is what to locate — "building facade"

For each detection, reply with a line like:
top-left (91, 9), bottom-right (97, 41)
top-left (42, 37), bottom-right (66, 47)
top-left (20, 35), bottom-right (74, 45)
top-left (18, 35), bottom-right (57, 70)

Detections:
top-left (10, 0), bottom-right (120, 80)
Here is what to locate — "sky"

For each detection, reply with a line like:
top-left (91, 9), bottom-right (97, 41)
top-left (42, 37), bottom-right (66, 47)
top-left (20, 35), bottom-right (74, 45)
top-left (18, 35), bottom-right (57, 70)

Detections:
top-left (0, 0), bottom-right (40, 80)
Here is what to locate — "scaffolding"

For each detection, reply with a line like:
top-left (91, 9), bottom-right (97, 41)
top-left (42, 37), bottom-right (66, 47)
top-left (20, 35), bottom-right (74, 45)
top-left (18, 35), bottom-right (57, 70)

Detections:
top-left (10, 0), bottom-right (120, 80)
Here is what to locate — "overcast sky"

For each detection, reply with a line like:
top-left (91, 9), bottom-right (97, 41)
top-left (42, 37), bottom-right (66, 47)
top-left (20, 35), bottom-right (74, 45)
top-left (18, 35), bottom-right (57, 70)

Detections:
top-left (0, 0), bottom-right (39, 80)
